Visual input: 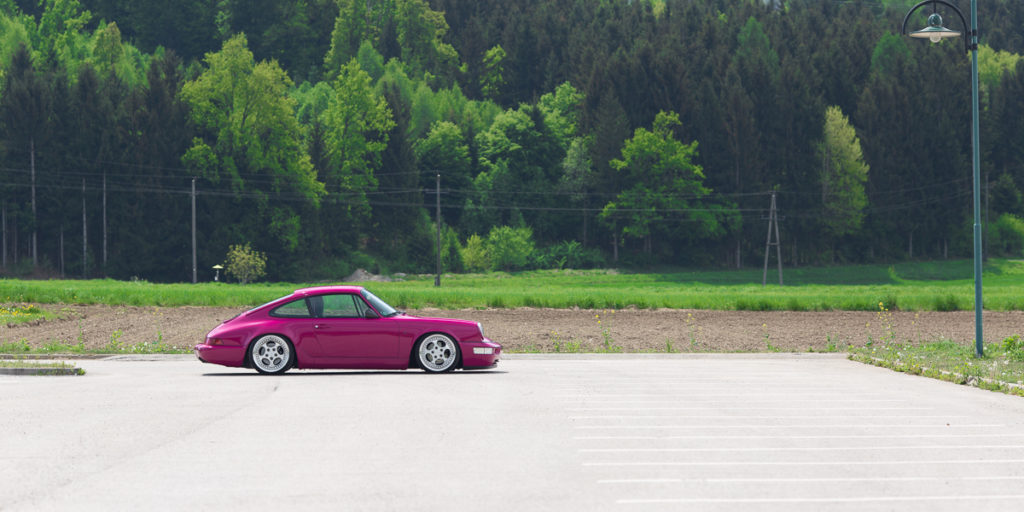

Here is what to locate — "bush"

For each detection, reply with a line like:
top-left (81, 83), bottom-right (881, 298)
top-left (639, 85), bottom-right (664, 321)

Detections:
top-left (532, 240), bottom-right (608, 269)
top-left (225, 243), bottom-right (267, 284)
top-left (989, 213), bottom-right (1024, 256)
top-left (460, 226), bottom-right (536, 272)
top-left (461, 234), bottom-right (489, 272)
top-left (486, 226), bottom-right (535, 271)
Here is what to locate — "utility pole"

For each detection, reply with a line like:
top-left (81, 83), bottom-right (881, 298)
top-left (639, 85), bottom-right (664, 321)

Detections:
top-left (103, 173), bottom-right (107, 270)
top-left (2, 202), bottom-right (5, 270)
top-left (82, 178), bottom-right (87, 279)
top-left (31, 137), bottom-right (36, 267)
top-left (762, 191), bottom-right (783, 286)
top-left (435, 173), bottom-right (441, 287)
top-left (192, 178), bottom-right (197, 284)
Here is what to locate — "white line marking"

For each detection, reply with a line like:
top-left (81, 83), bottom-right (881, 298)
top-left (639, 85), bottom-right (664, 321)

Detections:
top-left (556, 394), bottom-right (903, 398)
top-left (599, 476), bottom-right (1024, 484)
top-left (568, 407), bottom-right (931, 411)
top-left (570, 415), bottom-right (960, 420)
top-left (575, 433), bottom-right (1024, 440)
top-left (581, 445), bottom-right (1024, 453)
top-left (562, 399), bottom-right (911, 403)
top-left (617, 495), bottom-right (1024, 504)
top-left (585, 459), bottom-right (1024, 467)
top-left (575, 424), bottom-right (1005, 429)
top-left (706, 476), bottom-right (1024, 483)
top-left (599, 479), bottom-right (683, 484)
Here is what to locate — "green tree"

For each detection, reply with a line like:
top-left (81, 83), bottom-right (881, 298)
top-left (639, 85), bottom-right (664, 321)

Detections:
top-left (395, 0), bottom-right (459, 82)
top-left (537, 81), bottom-right (584, 149)
top-left (32, 0), bottom-right (92, 71)
top-left (415, 120), bottom-right (470, 224)
top-left (320, 58), bottom-right (394, 221)
top-left (978, 44), bottom-right (1023, 99)
top-left (474, 103), bottom-right (566, 241)
top-left (486, 225), bottom-right (534, 271)
top-left (0, 44), bottom-right (50, 268)
top-left (180, 34), bottom-right (325, 253)
top-left (600, 111), bottom-right (726, 255)
top-left (818, 105), bottom-right (869, 242)
top-left (323, 0), bottom-right (372, 78)
top-left (479, 45), bottom-right (505, 103)
top-left (225, 242), bottom-right (267, 284)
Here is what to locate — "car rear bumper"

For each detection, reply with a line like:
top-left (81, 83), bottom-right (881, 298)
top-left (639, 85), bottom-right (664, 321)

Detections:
top-left (194, 344), bottom-right (245, 367)
top-left (461, 339), bottom-right (502, 370)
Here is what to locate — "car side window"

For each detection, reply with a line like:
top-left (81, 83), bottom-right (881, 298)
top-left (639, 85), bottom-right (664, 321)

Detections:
top-left (321, 294), bottom-right (361, 318)
top-left (270, 298), bottom-right (311, 318)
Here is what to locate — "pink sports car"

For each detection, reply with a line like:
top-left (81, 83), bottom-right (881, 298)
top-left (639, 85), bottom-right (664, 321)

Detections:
top-left (194, 286), bottom-right (501, 374)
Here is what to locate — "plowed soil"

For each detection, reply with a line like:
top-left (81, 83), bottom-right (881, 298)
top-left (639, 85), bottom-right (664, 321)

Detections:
top-left (3, 304), bottom-right (1022, 353)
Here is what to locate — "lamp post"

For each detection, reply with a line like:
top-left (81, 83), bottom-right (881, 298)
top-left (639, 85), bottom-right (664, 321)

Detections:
top-left (901, 0), bottom-right (983, 357)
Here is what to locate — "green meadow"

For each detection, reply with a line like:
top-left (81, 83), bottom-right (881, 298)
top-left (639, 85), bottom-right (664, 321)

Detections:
top-left (1, 258), bottom-right (1022, 311)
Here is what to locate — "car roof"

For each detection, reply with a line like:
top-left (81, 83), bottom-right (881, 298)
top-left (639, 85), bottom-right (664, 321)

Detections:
top-left (292, 285), bottom-right (366, 296)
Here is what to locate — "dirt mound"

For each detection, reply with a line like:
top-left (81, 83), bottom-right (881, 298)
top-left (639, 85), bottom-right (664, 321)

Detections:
top-left (342, 269), bottom-right (393, 282)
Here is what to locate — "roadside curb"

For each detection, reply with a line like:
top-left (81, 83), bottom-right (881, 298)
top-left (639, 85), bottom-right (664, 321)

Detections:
top-left (0, 353), bottom-right (193, 361)
top-left (0, 354), bottom-right (111, 360)
top-left (0, 367), bottom-right (84, 376)
top-left (853, 354), bottom-right (1024, 394)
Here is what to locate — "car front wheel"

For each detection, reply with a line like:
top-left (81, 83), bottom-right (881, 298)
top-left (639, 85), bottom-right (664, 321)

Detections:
top-left (416, 334), bottom-right (459, 373)
top-left (249, 335), bottom-right (294, 374)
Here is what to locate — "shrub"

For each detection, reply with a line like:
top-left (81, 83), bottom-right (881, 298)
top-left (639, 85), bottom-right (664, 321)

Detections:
top-left (990, 213), bottom-right (1024, 256)
top-left (486, 226), bottom-right (535, 271)
top-left (225, 243), bottom-right (267, 284)
top-left (461, 234), bottom-right (489, 272)
top-left (532, 240), bottom-right (607, 269)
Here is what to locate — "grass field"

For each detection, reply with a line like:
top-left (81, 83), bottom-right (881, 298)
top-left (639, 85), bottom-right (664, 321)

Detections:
top-left (0, 258), bottom-right (1021, 311)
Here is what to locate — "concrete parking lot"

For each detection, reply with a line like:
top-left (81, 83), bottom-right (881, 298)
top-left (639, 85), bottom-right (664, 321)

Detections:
top-left (3, 354), bottom-right (1024, 511)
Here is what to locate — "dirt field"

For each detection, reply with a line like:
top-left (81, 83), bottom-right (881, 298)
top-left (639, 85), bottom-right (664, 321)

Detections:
top-left (3, 304), bottom-right (1023, 353)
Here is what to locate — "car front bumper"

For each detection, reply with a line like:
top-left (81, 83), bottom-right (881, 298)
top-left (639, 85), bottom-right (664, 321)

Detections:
top-left (461, 338), bottom-right (502, 370)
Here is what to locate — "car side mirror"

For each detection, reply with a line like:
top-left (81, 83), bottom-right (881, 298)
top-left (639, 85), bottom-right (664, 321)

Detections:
top-left (364, 310), bottom-right (380, 319)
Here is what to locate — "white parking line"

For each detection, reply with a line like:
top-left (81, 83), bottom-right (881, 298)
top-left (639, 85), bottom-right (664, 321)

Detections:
top-left (581, 445), bottom-right (1024, 453)
top-left (617, 495), bottom-right (1024, 504)
top-left (576, 433), bottom-right (1024, 440)
top-left (564, 398), bottom-right (911, 402)
top-left (584, 459), bottom-right (1024, 467)
top-left (570, 415), bottom-right (960, 419)
top-left (568, 406), bottom-right (930, 411)
top-left (556, 394), bottom-right (908, 399)
top-left (599, 476), bottom-right (1024, 484)
top-left (574, 424), bottom-right (1005, 429)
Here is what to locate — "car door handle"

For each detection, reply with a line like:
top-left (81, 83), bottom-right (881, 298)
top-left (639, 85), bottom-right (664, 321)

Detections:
top-left (314, 324), bottom-right (322, 329)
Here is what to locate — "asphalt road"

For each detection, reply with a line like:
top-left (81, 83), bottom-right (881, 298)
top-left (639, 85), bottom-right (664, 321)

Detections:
top-left (3, 354), bottom-right (1024, 511)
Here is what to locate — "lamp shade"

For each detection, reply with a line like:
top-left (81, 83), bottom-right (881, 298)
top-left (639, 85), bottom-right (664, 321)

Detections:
top-left (909, 13), bottom-right (961, 43)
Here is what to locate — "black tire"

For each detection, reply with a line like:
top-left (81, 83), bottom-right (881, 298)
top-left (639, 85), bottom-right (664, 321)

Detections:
top-left (248, 335), bottom-right (294, 375)
top-left (414, 333), bottom-right (460, 373)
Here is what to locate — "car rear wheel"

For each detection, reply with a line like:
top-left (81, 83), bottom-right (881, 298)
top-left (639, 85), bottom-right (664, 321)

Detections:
top-left (416, 334), bottom-right (459, 373)
top-left (249, 335), bottom-right (294, 374)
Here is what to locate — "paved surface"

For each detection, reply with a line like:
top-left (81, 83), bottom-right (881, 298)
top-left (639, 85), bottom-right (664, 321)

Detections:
top-left (2, 354), bottom-right (1024, 511)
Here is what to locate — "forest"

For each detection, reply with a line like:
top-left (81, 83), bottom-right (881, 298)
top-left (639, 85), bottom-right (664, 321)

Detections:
top-left (1, 0), bottom-right (1024, 282)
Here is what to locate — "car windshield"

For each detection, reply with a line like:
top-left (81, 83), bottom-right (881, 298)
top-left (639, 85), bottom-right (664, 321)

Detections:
top-left (361, 289), bottom-right (399, 317)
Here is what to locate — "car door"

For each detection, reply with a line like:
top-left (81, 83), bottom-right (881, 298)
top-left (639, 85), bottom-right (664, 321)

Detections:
top-left (310, 293), bottom-right (400, 360)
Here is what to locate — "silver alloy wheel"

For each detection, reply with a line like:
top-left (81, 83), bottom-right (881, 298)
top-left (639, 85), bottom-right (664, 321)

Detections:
top-left (250, 335), bottom-right (291, 374)
top-left (418, 334), bottom-right (458, 372)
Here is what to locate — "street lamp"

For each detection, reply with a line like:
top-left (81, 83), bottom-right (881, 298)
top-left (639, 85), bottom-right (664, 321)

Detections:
top-left (901, 0), bottom-right (983, 357)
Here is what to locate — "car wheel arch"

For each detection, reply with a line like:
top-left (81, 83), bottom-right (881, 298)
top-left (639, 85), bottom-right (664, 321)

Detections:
top-left (409, 331), bottom-right (462, 370)
top-left (245, 333), bottom-right (299, 369)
